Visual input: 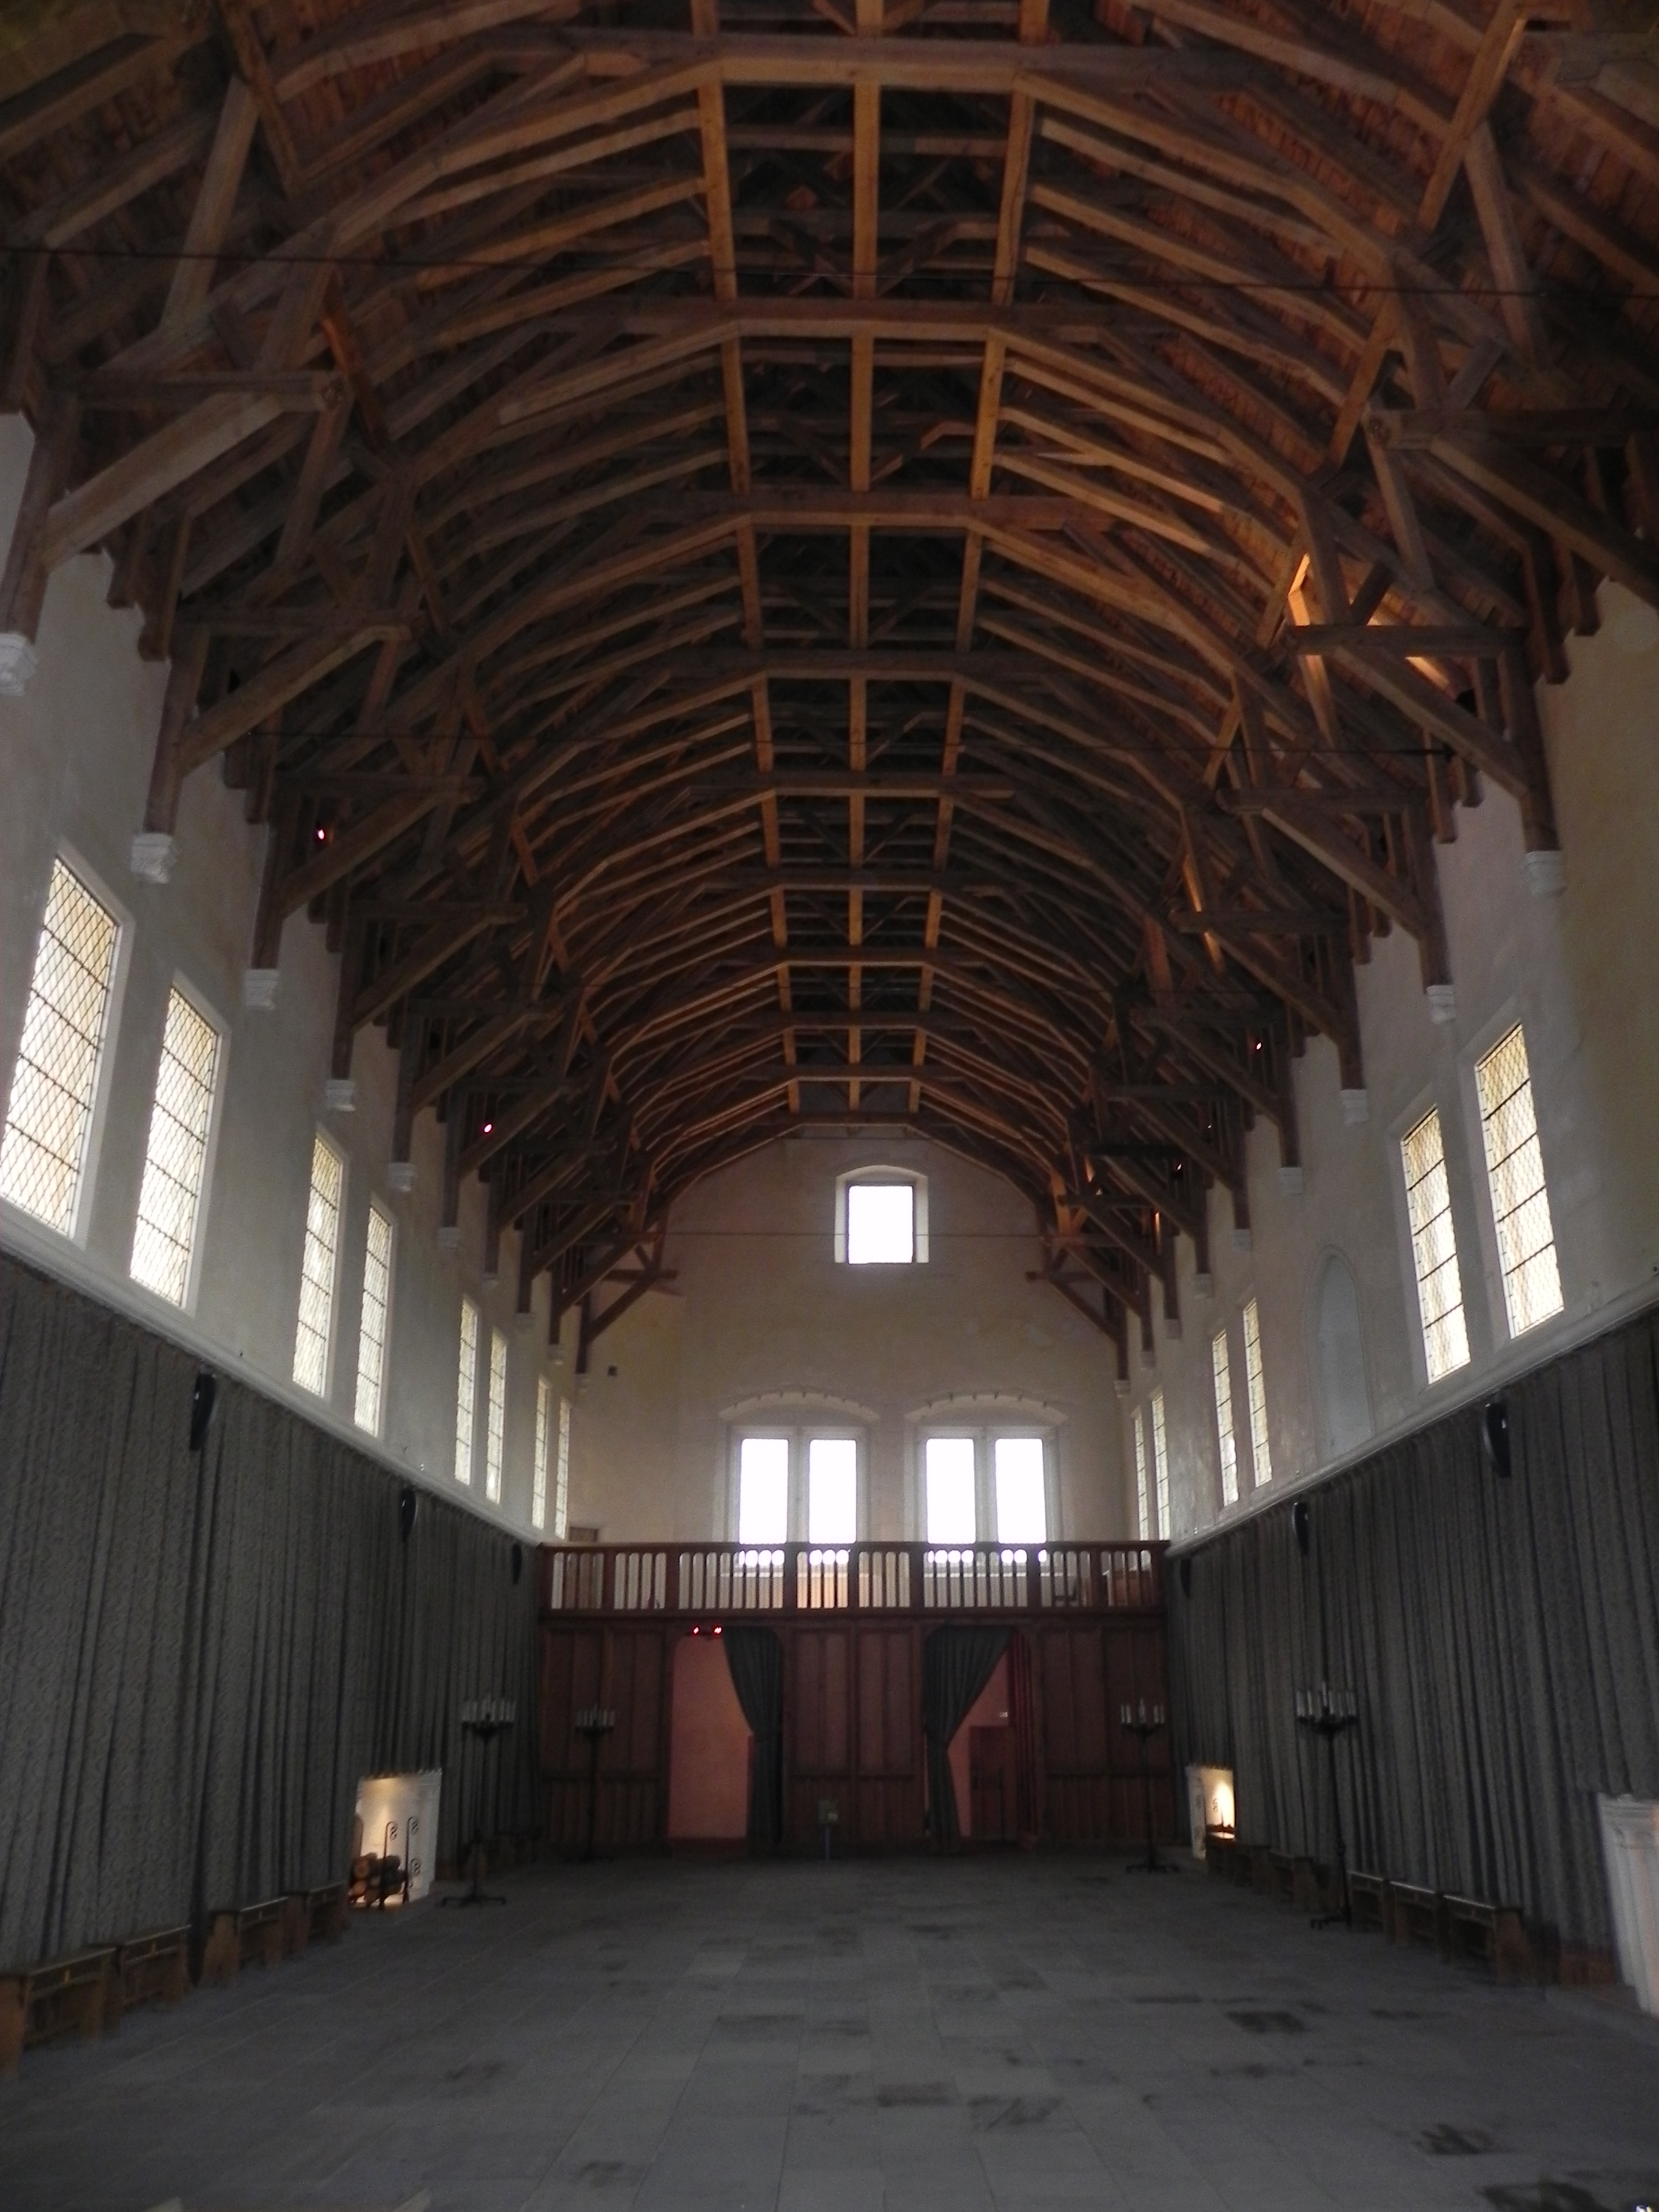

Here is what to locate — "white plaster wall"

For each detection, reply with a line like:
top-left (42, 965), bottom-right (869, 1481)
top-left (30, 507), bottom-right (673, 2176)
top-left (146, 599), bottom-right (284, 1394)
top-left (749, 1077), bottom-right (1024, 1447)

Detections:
top-left (1127, 585), bottom-right (1659, 1540)
top-left (563, 1134), bottom-right (1129, 1541)
top-left (0, 416), bottom-right (548, 1535)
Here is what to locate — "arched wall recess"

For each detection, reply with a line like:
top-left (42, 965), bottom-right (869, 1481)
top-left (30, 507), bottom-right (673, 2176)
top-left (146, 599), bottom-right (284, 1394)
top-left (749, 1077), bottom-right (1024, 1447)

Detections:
top-left (1313, 1253), bottom-right (1373, 1462)
top-left (720, 1389), bottom-right (881, 1426)
top-left (907, 1392), bottom-right (1070, 1427)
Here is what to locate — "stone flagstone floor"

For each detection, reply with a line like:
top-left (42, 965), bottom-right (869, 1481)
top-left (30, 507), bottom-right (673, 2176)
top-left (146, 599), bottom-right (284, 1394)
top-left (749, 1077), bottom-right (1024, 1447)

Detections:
top-left (2, 1855), bottom-right (1657, 2212)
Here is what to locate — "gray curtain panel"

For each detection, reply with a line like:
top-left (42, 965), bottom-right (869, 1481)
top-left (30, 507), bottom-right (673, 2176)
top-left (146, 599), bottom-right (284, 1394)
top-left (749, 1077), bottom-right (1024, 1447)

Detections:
top-left (0, 1257), bottom-right (540, 1970)
top-left (1168, 1302), bottom-right (1659, 1951)
top-left (722, 1626), bottom-right (783, 1846)
top-left (922, 1625), bottom-right (1010, 1843)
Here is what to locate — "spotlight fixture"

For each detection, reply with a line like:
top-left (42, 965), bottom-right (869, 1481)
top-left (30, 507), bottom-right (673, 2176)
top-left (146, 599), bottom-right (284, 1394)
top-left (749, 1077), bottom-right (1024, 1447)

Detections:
top-left (1179, 1556), bottom-right (1193, 1597)
top-left (1481, 1397), bottom-right (1512, 1479)
top-left (398, 1483), bottom-right (419, 1542)
top-left (1292, 1498), bottom-right (1311, 1556)
top-left (188, 1370), bottom-right (218, 1453)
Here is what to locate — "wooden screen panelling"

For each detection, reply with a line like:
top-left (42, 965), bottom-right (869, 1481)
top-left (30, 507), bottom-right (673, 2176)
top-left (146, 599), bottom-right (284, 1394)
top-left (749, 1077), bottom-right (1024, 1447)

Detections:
top-left (1034, 1624), bottom-right (1114, 1844)
top-left (786, 1626), bottom-right (853, 1843)
top-left (854, 1626), bottom-right (924, 1849)
top-left (540, 1623), bottom-right (669, 1851)
top-left (1103, 1617), bottom-right (1176, 1845)
top-left (538, 1595), bottom-right (1168, 1854)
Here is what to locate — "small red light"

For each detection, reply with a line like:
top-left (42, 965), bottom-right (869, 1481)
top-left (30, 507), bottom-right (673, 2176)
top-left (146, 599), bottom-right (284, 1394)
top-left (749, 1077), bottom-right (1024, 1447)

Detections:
top-left (713, 1625), bottom-right (722, 1635)
top-left (315, 826), bottom-right (327, 842)
top-left (482, 1120), bottom-right (494, 1135)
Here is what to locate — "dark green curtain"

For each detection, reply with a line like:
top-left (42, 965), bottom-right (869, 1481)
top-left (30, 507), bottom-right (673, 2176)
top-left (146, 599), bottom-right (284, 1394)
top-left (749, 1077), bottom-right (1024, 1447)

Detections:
top-left (722, 1626), bottom-right (783, 1846)
top-left (0, 1256), bottom-right (540, 1969)
top-left (1168, 1302), bottom-right (1659, 1951)
top-left (922, 1625), bottom-right (1010, 1843)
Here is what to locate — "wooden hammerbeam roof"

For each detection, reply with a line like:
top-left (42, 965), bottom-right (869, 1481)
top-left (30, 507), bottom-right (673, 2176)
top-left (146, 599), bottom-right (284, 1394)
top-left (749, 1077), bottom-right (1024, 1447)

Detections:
top-left (2, 0), bottom-right (1655, 1350)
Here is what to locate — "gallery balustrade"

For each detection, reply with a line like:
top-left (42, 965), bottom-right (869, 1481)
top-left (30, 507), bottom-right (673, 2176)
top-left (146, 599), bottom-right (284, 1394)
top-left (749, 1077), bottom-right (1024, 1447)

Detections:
top-left (540, 1540), bottom-right (1164, 1618)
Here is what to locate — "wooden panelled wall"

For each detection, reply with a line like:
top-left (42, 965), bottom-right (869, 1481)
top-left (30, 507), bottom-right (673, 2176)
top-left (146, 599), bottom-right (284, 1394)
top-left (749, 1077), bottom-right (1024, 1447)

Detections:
top-left (539, 1612), bottom-right (1171, 1853)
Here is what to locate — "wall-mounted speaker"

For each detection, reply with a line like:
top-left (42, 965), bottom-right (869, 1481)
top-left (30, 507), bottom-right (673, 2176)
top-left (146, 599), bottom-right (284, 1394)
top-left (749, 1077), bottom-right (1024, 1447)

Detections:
top-left (1481, 1397), bottom-right (1512, 1479)
top-left (1292, 1498), bottom-right (1311, 1556)
top-left (398, 1484), bottom-right (420, 1542)
top-left (188, 1371), bottom-right (218, 1453)
top-left (511, 1541), bottom-right (524, 1585)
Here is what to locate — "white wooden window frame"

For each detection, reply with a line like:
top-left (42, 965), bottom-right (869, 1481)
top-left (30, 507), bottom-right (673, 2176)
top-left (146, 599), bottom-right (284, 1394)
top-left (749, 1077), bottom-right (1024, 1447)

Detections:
top-left (1458, 1006), bottom-right (1566, 1348)
top-left (129, 973), bottom-right (227, 1316)
top-left (1211, 1325), bottom-right (1239, 1509)
top-left (0, 845), bottom-right (132, 1250)
top-left (483, 1325), bottom-right (508, 1503)
top-left (292, 1129), bottom-right (346, 1401)
top-left (1150, 1389), bottom-right (1170, 1538)
top-left (354, 1201), bottom-right (397, 1438)
top-left (554, 1392), bottom-right (571, 1540)
top-left (532, 1374), bottom-right (551, 1531)
top-left (914, 1426), bottom-right (1058, 1546)
top-left (1241, 1299), bottom-right (1272, 1488)
top-left (454, 1295), bottom-right (480, 1487)
top-left (834, 1165), bottom-right (930, 1264)
top-left (729, 1426), bottom-right (870, 1543)
top-left (1387, 1082), bottom-right (1482, 1391)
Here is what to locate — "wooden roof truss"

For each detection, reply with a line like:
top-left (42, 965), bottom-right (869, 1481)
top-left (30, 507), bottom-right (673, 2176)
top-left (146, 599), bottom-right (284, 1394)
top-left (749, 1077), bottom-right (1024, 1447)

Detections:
top-left (2, 0), bottom-right (1655, 1347)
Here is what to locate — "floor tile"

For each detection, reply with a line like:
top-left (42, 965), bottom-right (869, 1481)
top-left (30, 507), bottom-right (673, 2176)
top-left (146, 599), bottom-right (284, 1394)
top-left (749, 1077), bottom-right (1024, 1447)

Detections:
top-left (3, 1857), bottom-right (1658, 2212)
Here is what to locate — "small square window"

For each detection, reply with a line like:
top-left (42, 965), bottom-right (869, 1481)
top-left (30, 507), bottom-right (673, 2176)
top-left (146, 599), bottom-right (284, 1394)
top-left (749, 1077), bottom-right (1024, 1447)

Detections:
top-left (846, 1181), bottom-right (913, 1264)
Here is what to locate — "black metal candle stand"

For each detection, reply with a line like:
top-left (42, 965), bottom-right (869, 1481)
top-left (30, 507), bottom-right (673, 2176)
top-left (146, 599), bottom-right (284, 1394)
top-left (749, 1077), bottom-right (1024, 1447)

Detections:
top-left (441, 1697), bottom-right (515, 1908)
top-left (1295, 1684), bottom-right (1359, 1929)
top-left (1119, 1701), bottom-right (1178, 1874)
top-left (574, 1705), bottom-right (617, 1863)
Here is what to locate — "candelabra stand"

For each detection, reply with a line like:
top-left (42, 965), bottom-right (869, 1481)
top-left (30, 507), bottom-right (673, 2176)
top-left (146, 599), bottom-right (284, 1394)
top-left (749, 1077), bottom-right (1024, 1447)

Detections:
top-left (441, 1697), bottom-right (515, 1908)
top-left (1296, 1684), bottom-right (1359, 1928)
top-left (1120, 1701), bottom-right (1177, 1874)
top-left (575, 1706), bottom-right (617, 1863)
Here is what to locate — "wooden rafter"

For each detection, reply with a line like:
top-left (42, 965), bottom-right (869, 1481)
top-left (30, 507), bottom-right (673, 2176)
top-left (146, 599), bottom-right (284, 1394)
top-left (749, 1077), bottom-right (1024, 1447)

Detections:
top-left (2, 0), bottom-right (1652, 1324)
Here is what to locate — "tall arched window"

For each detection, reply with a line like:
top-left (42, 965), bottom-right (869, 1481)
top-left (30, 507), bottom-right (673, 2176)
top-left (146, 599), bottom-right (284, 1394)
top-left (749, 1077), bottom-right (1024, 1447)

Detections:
top-left (1314, 1253), bottom-right (1372, 1461)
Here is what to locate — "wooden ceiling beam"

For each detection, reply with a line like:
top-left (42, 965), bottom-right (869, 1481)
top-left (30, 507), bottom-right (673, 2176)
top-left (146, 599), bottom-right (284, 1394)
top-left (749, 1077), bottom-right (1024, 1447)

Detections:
top-left (8, 0), bottom-right (1643, 1237)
